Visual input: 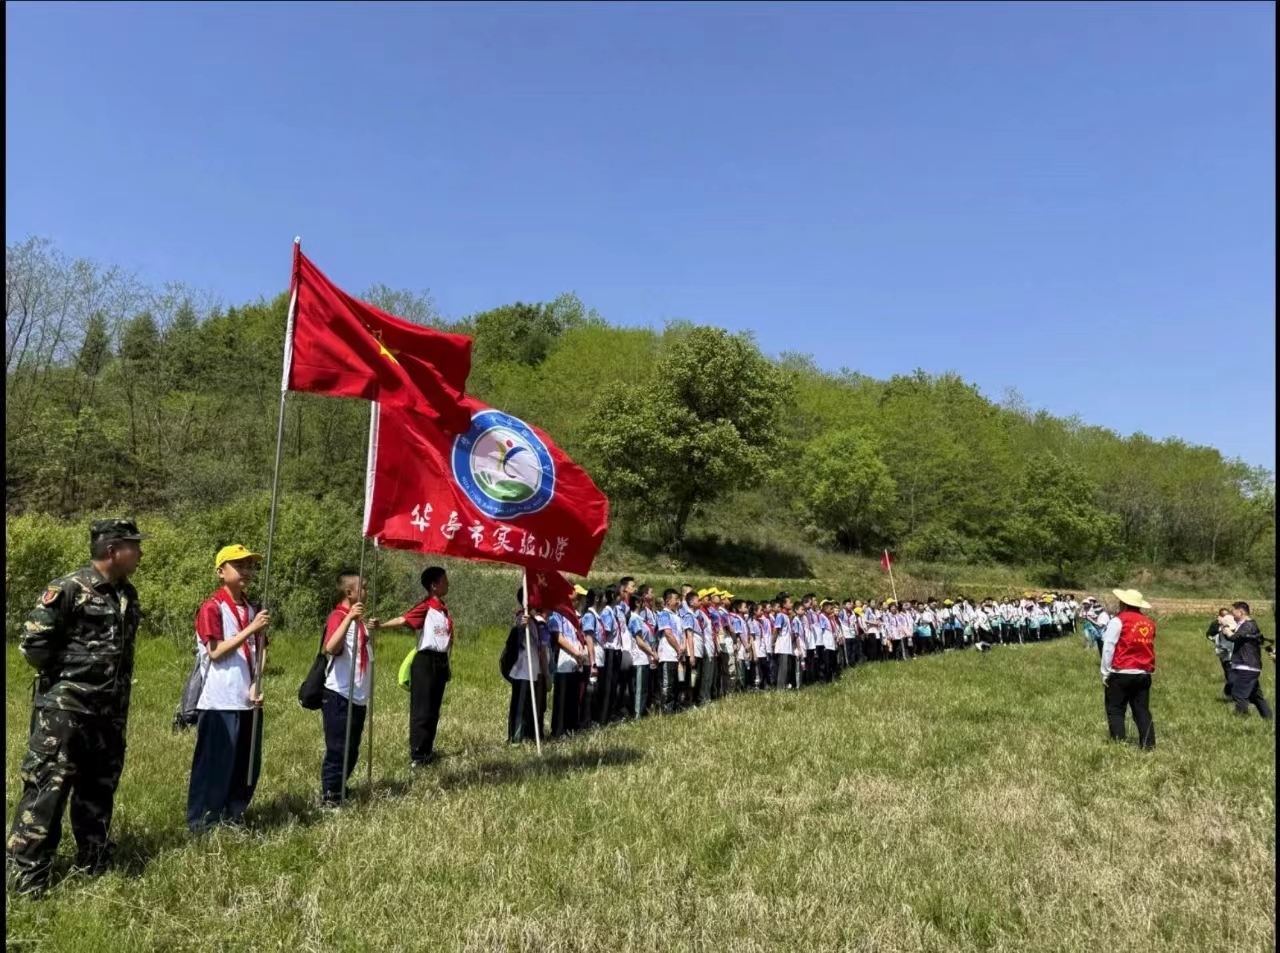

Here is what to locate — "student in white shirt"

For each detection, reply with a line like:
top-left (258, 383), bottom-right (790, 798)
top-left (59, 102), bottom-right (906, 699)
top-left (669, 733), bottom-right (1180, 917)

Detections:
top-left (187, 546), bottom-right (270, 833)
top-left (550, 591), bottom-right (589, 738)
top-left (319, 570), bottom-right (372, 806)
top-left (371, 566), bottom-right (453, 769)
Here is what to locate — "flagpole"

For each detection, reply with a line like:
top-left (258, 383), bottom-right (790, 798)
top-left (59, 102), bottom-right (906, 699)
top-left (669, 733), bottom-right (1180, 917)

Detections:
top-left (522, 568), bottom-right (543, 757)
top-left (247, 236), bottom-right (301, 787)
top-left (366, 539), bottom-right (380, 787)
top-left (342, 533), bottom-right (367, 800)
top-left (885, 550), bottom-right (899, 605)
top-left (343, 396), bottom-right (381, 796)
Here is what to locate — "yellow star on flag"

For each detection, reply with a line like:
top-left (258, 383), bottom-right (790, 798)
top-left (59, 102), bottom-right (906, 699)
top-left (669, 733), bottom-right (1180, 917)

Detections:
top-left (366, 326), bottom-right (400, 365)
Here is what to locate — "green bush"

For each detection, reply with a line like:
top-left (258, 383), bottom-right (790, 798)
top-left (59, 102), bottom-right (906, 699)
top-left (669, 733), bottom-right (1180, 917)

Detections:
top-left (5, 494), bottom-right (398, 648)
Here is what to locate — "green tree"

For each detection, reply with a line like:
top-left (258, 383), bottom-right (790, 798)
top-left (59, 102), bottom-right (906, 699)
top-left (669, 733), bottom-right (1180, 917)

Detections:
top-left (797, 428), bottom-right (896, 551)
top-left (588, 326), bottom-right (792, 546)
top-left (1008, 452), bottom-right (1120, 584)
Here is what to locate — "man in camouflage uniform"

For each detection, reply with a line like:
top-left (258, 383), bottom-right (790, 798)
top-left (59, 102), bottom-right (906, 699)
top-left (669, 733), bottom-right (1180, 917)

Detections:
top-left (6, 519), bottom-right (146, 898)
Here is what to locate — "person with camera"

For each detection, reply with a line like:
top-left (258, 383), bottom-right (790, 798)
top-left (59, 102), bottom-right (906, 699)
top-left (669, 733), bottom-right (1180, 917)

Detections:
top-left (1221, 602), bottom-right (1273, 721)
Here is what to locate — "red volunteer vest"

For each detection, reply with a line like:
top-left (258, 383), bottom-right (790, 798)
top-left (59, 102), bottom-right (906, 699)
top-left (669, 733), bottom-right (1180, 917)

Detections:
top-left (1111, 610), bottom-right (1156, 673)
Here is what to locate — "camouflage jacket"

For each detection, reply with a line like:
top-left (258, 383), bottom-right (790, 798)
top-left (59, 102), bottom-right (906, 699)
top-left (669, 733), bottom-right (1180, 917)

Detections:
top-left (21, 565), bottom-right (142, 717)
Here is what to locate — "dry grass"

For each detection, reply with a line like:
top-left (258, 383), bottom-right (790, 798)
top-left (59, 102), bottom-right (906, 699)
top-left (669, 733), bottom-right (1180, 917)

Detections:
top-left (5, 614), bottom-right (1275, 952)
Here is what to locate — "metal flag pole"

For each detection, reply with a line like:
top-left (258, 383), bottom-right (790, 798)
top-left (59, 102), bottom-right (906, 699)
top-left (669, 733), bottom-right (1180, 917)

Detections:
top-left (341, 533), bottom-right (367, 800)
top-left (522, 568), bottom-right (543, 757)
top-left (366, 539), bottom-right (380, 787)
top-left (247, 236), bottom-right (301, 787)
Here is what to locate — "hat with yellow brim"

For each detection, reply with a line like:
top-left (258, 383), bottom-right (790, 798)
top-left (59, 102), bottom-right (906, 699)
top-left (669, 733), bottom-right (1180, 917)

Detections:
top-left (1111, 588), bottom-right (1152, 610)
top-left (215, 544), bottom-right (262, 571)
top-left (573, 584), bottom-right (588, 596)
top-left (697, 587), bottom-right (715, 599)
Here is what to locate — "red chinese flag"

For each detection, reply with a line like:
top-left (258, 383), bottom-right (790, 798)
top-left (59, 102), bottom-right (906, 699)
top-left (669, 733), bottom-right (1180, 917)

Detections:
top-left (880, 551), bottom-right (893, 571)
top-left (527, 570), bottom-right (583, 631)
top-left (364, 398), bottom-right (609, 577)
top-left (285, 244), bottom-right (473, 434)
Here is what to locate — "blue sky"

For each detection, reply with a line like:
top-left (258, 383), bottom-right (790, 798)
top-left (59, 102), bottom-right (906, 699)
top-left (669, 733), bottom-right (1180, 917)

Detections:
top-left (6, 1), bottom-right (1275, 468)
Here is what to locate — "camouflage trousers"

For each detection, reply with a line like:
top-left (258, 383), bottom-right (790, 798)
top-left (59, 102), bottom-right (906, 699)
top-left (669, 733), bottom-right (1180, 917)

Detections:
top-left (6, 707), bottom-right (127, 888)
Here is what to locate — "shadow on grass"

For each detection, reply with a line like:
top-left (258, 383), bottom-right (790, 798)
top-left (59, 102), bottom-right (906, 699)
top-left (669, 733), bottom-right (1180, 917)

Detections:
top-left (432, 745), bottom-right (642, 793)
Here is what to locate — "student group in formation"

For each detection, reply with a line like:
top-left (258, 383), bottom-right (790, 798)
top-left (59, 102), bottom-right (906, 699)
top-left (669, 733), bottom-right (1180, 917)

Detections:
top-left (11, 523), bottom-right (1274, 900)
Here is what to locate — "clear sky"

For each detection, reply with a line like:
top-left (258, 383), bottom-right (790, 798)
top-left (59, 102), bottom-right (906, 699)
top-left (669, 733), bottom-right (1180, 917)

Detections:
top-left (6, 1), bottom-right (1275, 468)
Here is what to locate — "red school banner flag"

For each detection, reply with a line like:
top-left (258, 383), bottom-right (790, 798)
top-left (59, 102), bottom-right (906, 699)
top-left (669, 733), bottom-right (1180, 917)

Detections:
top-left (284, 243), bottom-right (474, 434)
top-left (364, 398), bottom-right (609, 577)
top-left (527, 570), bottom-right (583, 632)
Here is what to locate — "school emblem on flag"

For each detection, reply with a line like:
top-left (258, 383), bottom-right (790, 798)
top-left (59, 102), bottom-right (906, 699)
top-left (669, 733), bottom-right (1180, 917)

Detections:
top-left (451, 409), bottom-right (556, 519)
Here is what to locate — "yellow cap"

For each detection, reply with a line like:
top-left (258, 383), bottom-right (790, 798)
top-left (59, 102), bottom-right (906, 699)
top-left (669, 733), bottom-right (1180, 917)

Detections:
top-left (697, 587), bottom-right (714, 598)
top-left (215, 544), bottom-right (262, 571)
top-left (720, 591), bottom-right (734, 600)
top-left (573, 584), bottom-right (588, 596)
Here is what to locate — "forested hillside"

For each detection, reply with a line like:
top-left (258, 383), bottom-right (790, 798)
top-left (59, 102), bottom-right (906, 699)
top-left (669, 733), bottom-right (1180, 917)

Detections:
top-left (6, 236), bottom-right (1275, 593)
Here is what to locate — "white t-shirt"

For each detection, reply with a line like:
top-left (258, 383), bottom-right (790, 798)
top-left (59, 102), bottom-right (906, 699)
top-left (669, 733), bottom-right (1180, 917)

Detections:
top-left (553, 612), bottom-right (584, 674)
top-left (418, 606), bottom-right (452, 653)
top-left (583, 609), bottom-right (606, 667)
top-left (508, 616), bottom-right (544, 681)
top-left (324, 611), bottom-right (373, 705)
top-left (656, 608), bottom-right (681, 663)
top-left (195, 595), bottom-right (261, 711)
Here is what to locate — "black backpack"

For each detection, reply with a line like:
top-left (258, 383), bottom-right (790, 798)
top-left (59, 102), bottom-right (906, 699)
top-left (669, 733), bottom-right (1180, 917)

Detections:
top-left (499, 625), bottom-right (522, 684)
top-left (298, 632), bottom-right (333, 710)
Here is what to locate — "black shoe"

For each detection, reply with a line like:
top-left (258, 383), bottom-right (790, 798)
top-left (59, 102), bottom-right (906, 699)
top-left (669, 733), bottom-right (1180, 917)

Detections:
top-left (72, 841), bottom-right (117, 877)
top-left (410, 756), bottom-right (435, 770)
top-left (6, 864), bottom-right (49, 900)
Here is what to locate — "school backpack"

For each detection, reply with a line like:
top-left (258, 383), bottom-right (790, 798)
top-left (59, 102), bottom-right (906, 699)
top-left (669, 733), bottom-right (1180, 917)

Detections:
top-left (398, 647), bottom-right (415, 691)
top-left (499, 625), bottom-right (521, 683)
top-left (171, 654), bottom-right (207, 733)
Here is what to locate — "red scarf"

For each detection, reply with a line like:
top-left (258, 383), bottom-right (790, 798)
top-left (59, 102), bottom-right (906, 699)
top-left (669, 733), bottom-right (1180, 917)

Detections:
top-left (214, 587), bottom-right (255, 680)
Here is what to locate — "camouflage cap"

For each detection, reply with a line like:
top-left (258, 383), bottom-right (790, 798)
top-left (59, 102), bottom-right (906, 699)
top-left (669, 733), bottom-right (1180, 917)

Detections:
top-left (89, 518), bottom-right (148, 544)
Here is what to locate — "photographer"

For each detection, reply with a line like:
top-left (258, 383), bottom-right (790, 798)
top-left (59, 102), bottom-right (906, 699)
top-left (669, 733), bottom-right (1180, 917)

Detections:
top-left (1222, 602), bottom-right (1273, 721)
top-left (1205, 608), bottom-right (1236, 700)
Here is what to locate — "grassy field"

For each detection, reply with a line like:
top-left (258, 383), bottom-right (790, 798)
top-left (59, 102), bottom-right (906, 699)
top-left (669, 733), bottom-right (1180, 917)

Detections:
top-left (5, 615), bottom-right (1275, 952)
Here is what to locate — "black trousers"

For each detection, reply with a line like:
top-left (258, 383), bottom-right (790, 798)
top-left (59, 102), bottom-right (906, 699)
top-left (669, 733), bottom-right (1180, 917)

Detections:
top-left (659, 661), bottom-right (679, 712)
top-left (601, 649), bottom-right (621, 722)
top-left (823, 648), bottom-right (837, 682)
top-left (775, 653), bottom-right (792, 690)
top-left (551, 671), bottom-right (581, 737)
top-left (409, 650), bottom-right (450, 764)
top-left (508, 678), bottom-right (537, 743)
top-left (320, 689), bottom-right (366, 802)
top-left (1227, 669), bottom-right (1273, 719)
top-left (187, 709), bottom-right (262, 832)
top-left (757, 654), bottom-right (774, 689)
top-left (696, 656), bottom-right (714, 704)
top-left (1218, 659), bottom-right (1232, 698)
top-left (1104, 673), bottom-right (1156, 749)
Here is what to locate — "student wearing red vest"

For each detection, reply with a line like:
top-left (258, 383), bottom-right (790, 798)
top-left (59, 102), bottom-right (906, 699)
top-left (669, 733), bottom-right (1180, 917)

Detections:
top-left (1100, 589), bottom-right (1157, 750)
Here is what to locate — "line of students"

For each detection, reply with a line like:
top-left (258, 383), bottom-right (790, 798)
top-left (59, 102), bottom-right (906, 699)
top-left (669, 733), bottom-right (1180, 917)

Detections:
top-left (502, 582), bottom-right (1084, 740)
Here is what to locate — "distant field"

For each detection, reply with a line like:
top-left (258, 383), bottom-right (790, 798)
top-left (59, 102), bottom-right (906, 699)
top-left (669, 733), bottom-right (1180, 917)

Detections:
top-left (5, 614), bottom-right (1275, 952)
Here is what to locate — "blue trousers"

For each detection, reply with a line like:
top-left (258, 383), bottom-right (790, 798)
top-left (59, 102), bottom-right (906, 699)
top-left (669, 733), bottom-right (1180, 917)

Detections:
top-left (187, 709), bottom-right (262, 833)
top-left (321, 689), bottom-right (366, 802)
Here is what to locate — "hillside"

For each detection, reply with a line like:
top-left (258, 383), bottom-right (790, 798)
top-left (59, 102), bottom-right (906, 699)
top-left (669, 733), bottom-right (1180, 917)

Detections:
top-left (6, 235), bottom-right (1275, 632)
